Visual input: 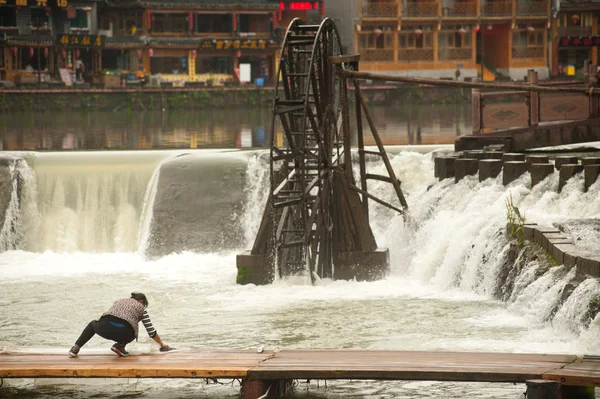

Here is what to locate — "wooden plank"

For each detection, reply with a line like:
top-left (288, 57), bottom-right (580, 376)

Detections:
top-left (4, 349), bottom-right (600, 388)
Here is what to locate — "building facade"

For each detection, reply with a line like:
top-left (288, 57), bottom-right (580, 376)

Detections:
top-left (552, 0), bottom-right (600, 77)
top-left (354, 0), bottom-right (551, 80)
top-left (1, 0), bottom-right (325, 86)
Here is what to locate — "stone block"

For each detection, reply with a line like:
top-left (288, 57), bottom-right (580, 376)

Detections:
top-left (454, 158), bottom-right (479, 183)
top-left (530, 163), bottom-right (554, 187)
top-left (481, 151), bottom-right (504, 159)
top-left (559, 164), bottom-right (585, 192)
top-left (335, 248), bottom-right (390, 281)
top-left (584, 164), bottom-right (600, 191)
top-left (437, 156), bottom-right (457, 181)
top-left (576, 255), bottom-right (600, 278)
top-left (434, 156), bottom-right (439, 178)
top-left (503, 161), bottom-right (529, 185)
top-left (236, 252), bottom-right (273, 285)
top-left (502, 153), bottom-right (526, 162)
top-left (526, 379), bottom-right (558, 399)
top-left (554, 156), bottom-right (578, 171)
top-left (523, 223), bottom-right (537, 241)
top-left (581, 157), bottom-right (600, 166)
top-left (526, 155), bottom-right (549, 164)
top-left (464, 150), bottom-right (485, 159)
top-left (533, 226), bottom-right (560, 247)
top-left (479, 159), bottom-right (503, 182)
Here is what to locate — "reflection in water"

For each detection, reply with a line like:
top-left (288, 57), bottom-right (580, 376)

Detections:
top-left (0, 104), bottom-right (471, 151)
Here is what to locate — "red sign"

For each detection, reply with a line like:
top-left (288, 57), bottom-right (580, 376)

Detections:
top-left (279, 1), bottom-right (319, 11)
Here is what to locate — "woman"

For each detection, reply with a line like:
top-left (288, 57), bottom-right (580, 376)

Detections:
top-left (69, 292), bottom-right (171, 357)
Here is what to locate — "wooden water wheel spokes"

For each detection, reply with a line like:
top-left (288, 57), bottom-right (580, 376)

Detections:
top-left (270, 18), bottom-right (343, 281)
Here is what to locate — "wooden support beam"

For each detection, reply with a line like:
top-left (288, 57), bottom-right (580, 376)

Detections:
top-left (528, 70), bottom-right (539, 127)
top-left (340, 70), bottom-right (600, 95)
top-left (472, 78), bottom-right (481, 135)
top-left (354, 79), bottom-right (369, 220)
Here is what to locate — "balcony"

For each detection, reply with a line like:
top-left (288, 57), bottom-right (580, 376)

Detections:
top-left (403, 1), bottom-right (438, 18)
top-left (442, 1), bottom-right (477, 17)
top-left (438, 47), bottom-right (472, 60)
top-left (361, 49), bottom-right (395, 62)
top-left (362, 0), bottom-right (398, 18)
top-left (512, 46), bottom-right (544, 59)
top-left (558, 26), bottom-right (593, 37)
top-left (481, 0), bottom-right (512, 17)
top-left (398, 48), bottom-right (434, 62)
top-left (516, 0), bottom-right (547, 16)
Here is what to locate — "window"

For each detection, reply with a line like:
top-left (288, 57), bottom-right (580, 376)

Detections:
top-left (150, 56), bottom-right (188, 74)
top-left (195, 14), bottom-right (232, 33)
top-left (71, 9), bottom-right (89, 29)
top-left (31, 8), bottom-right (50, 28)
top-left (0, 7), bottom-right (17, 27)
top-left (152, 13), bottom-right (188, 33)
top-left (439, 26), bottom-right (471, 48)
top-left (239, 14), bottom-right (270, 33)
top-left (196, 56), bottom-right (232, 74)
top-left (399, 25), bottom-right (433, 48)
top-left (512, 26), bottom-right (544, 47)
top-left (123, 11), bottom-right (142, 35)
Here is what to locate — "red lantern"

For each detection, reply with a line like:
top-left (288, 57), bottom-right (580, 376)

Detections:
top-left (149, 48), bottom-right (154, 57)
top-left (232, 13), bottom-right (237, 31)
top-left (137, 49), bottom-right (143, 59)
top-left (61, 49), bottom-right (67, 58)
top-left (236, 50), bottom-right (241, 58)
top-left (75, 49), bottom-right (80, 57)
top-left (43, 48), bottom-right (49, 58)
top-left (12, 47), bottom-right (17, 56)
top-left (29, 48), bottom-right (34, 57)
top-left (191, 49), bottom-right (197, 58)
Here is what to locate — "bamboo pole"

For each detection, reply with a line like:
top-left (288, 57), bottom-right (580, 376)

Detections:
top-left (340, 70), bottom-right (600, 95)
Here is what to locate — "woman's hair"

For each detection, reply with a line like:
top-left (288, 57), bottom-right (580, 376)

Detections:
top-left (131, 292), bottom-right (148, 308)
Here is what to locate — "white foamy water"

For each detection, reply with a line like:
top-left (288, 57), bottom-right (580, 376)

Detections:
top-left (2, 149), bottom-right (600, 398)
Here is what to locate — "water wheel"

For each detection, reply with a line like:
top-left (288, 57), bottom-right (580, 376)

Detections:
top-left (237, 18), bottom-right (407, 285)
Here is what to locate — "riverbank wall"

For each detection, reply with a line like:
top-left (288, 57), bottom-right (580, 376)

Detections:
top-left (0, 85), bottom-right (470, 112)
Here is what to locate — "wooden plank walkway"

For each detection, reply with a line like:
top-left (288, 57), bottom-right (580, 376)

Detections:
top-left (2, 349), bottom-right (600, 388)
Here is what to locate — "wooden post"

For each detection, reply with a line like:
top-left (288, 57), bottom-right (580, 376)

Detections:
top-left (589, 64), bottom-right (598, 118)
top-left (528, 70), bottom-right (539, 127)
top-left (525, 379), bottom-right (558, 399)
top-left (354, 78), bottom-right (369, 220)
top-left (340, 68), bottom-right (352, 179)
top-left (472, 77), bottom-right (481, 134)
top-left (242, 379), bottom-right (278, 399)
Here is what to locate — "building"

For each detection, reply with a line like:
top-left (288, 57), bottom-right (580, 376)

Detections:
top-left (351, 0), bottom-right (551, 80)
top-left (552, 0), bottom-right (600, 77)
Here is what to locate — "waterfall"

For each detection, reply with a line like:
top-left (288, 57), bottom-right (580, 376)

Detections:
top-left (30, 152), bottom-right (168, 253)
top-left (137, 159), bottom-right (164, 255)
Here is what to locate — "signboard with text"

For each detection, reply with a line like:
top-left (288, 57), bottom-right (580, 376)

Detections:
top-left (0, 0), bottom-right (68, 7)
top-left (199, 39), bottom-right (280, 51)
top-left (57, 34), bottom-right (104, 48)
top-left (559, 36), bottom-right (600, 47)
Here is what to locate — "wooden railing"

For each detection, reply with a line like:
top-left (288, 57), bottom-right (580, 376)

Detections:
top-left (512, 46), bottom-right (544, 59)
top-left (516, 0), bottom-right (547, 16)
top-left (361, 49), bottom-right (395, 62)
top-left (558, 26), bottom-right (593, 37)
top-left (443, 1), bottom-right (477, 17)
top-left (362, 0), bottom-right (398, 18)
top-left (481, 0), bottom-right (512, 16)
top-left (403, 1), bottom-right (438, 17)
top-left (398, 48), bottom-right (434, 62)
top-left (438, 47), bottom-right (472, 61)
top-left (472, 66), bottom-right (597, 135)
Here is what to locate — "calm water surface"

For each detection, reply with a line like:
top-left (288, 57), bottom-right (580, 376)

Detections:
top-left (0, 104), bottom-right (470, 151)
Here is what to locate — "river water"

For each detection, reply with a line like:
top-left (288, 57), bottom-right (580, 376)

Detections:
top-left (1, 108), bottom-right (600, 399)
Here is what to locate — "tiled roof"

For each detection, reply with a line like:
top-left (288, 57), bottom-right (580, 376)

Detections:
top-left (105, 0), bottom-right (279, 10)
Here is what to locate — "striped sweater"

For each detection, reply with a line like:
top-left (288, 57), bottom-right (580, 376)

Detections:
top-left (103, 298), bottom-right (157, 339)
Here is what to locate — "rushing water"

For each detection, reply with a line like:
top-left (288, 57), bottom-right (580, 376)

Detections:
top-left (1, 146), bottom-right (600, 398)
top-left (0, 104), bottom-right (470, 151)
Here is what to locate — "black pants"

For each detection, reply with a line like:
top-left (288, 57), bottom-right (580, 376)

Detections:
top-left (75, 315), bottom-right (135, 348)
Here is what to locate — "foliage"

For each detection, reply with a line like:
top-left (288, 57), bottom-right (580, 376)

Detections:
top-left (236, 266), bottom-right (252, 285)
top-left (505, 194), bottom-right (525, 247)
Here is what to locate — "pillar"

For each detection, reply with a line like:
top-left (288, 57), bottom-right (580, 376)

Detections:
top-left (479, 159), bottom-right (503, 182)
top-left (472, 78), bottom-right (481, 134)
top-left (526, 379), bottom-right (558, 399)
top-left (530, 163), bottom-right (554, 187)
top-left (581, 157), bottom-right (600, 166)
top-left (437, 156), bottom-right (457, 181)
top-left (503, 161), bottom-right (528, 185)
top-left (559, 164), bottom-right (584, 192)
top-left (455, 158), bottom-right (479, 182)
top-left (554, 156), bottom-right (578, 170)
top-left (584, 164), bottom-right (600, 191)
